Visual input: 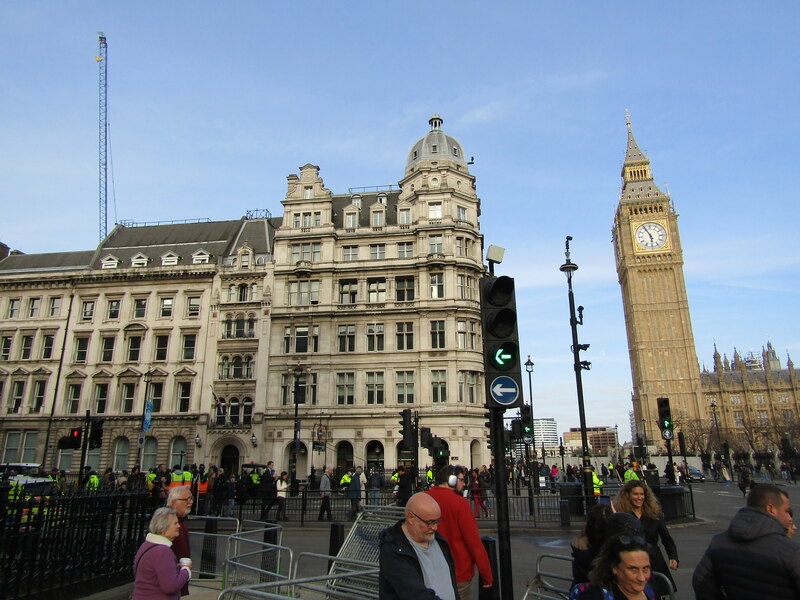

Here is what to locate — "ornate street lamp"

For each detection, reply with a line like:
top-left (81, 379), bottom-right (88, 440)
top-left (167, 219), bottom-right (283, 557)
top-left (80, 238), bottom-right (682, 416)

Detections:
top-left (289, 365), bottom-right (307, 495)
top-left (524, 356), bottom-right (539, 491)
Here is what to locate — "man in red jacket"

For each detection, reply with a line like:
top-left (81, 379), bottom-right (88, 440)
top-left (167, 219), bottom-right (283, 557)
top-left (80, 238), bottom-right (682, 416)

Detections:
top-left (426, 466), bottom-right (493, 600)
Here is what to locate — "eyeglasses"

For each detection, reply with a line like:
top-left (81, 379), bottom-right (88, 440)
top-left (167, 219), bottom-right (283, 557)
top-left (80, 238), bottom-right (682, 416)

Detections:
top-left (618, 535), bottom-right (645, 545)
top-left (457, 477), bottom-right (465, 482)
top-left (410, 511), bottom-right (440, 527)
top-left (175, 496), bottom-right (194, 503)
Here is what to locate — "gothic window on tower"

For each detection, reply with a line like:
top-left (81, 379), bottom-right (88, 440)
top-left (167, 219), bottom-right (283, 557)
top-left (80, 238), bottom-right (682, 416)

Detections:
top-left (733, 411), bottom-right (744, 426)
top-left (753, 393), bottom-right (766, 405)
top-left (730, 394), bottom-right (741, 405)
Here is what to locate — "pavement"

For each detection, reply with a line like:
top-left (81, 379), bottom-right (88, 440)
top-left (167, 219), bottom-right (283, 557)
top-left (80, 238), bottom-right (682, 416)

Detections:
top-left (87, 479), bottom-right (800, 599)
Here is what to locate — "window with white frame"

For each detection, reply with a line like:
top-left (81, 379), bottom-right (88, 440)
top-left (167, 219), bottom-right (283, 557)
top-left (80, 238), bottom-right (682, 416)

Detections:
top-left (369, 244), bottom-right (386, 260)
top-left (101, 256), bottom-right (119, 269)
top-left (456, 205), bottom-right (467, 221)
top-left (74, 337), bottom-right (89, 363)
top-left (396, 322), bottom-right (413, 350)
top-left (8, 381), bottom-right (24, 413)
top-left (107, 299), bottom-right (121, 319)
top-left (7, 299), bottom-right (20, 318)
top-left (336, 372), bottom-right (355, 405)
top-left (429, 235), bottom-right (443, 254)
top-left (81, 300), bottom-right (95, 321)
top-left (396, 371), bottom-right (415, 404)
top-left (133, 298), bottom-right (147, 318)
top-left (428, 202), bottom-right (442, 219)
top-left (367, 278), bottom-right (386, 303)
top-left (290, 242), bottom-right (321, 263)
top-left (367, 323), bottom-right (384, 351)
top-left (150, 382), bottom-right (163, 413)
top-left (366, 372), bottom-right (384, 404)
top-left (94, 383), bottom-right (108, 413)
top-left (121, 382), bottom-right (136, 413)
top-left (430, 320), bottom-right (445, 349)
top-left (131, 254), bottom-right (148, 267)
top-left (397, 242), bottom-right (413, 259)
top-left (457, 319), bottom-right (477, 349)
top-left (730, 394), bottom-right (742, 405)
top-left (186, 296), bottom-right (201, 317)
top-left (371, 210), bottom-right (385, 227)
top-left (28, 298), bottom-right (40, 318)
top-left (161, 253), bottom-right (179, 266)
top-left (48, 296), bottom-right (62, 317)
top-left (342, 246), bottom-right (358, 261)
top-left (430, 273), bottom-right (444, 299)
top-left (287, 280), bottom-right (319, 306)
top-left (30, 380), bottom-right (46, 413)
top-left (192, 251), bottom-right (210, 264)
top-left (20, 335), bottom-right (33, 359)
top-left (458, 371), bottom-right (478, 404)
top-left (160, 297), bottom-right (174, 318)
top-left (431, 370), bottom-right (447, 403)
top-left (345, 212), bottom-right (358, 229)
top-left (100, 336), bottom-right (115, 362)
top-left (395, 276), bottom-right (415, 301)
top-left (66, 383), bottom-right (81, 414)
top-left (177, 381), bottom-right (191, 412)
top-left (399, 208), bottom-right (411, 226)
top-left (182, 334), bottom-right (197, 360)
top-left (127, 336), bottom-right (142, 362)
top-left (339, 280), bottom-right (358, 304)
top-left (154, 334), bottom-right (169, 361)
top-left (0, 336), bottom-right (11, 361)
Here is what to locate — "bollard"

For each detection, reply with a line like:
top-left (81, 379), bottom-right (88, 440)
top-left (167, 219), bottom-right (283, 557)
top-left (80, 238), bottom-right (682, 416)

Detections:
top-left (300, 486), bottom-right (307, 527)
top-left (199, 518), bottom-right (218, 579)
top-left (327, 521), bottom-right (345, 571)
top-left (559, 499), bottom-right (570, 527)
top-left (260, 519), bottom-right (279, 577)
top-left (479, 536), bottom-right (500, 600)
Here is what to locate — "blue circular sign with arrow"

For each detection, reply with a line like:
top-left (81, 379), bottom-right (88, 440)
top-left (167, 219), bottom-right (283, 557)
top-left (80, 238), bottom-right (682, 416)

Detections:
top-left (489, 376), bottom-right (519, 406)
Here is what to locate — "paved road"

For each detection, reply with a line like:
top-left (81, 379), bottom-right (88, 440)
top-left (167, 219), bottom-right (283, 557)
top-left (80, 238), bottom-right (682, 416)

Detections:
top-left (116, 479), bottom-right (800, 599)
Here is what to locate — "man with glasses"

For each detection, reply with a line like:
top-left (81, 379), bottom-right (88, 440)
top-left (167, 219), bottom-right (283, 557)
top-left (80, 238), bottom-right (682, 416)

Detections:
top-left (167, 486), bottom-right (194, 596)
top-left (379, 492), bottom-right (458, 600)
top-left (427, 466), bottom-right (493, 600)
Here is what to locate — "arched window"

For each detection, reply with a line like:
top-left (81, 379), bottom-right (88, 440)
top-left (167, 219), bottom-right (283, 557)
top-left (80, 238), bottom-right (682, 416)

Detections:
top-left (219, 356), bottom-right (230, 379)
top-left (235, 317), bottom-right (245, 337)
top-left (232, 356), bottom-right (243, 379)
top-left (216, 397), bottom-right (227, 425)
top-left (170, 437), bottom-right (187, 469)
top-left (113, 437), bottom-right (130, 471)
top-left (229, 398), bottom-right (240, 425)
top-left (238, 284), bottom-right (249, 302)
top-left (228, 285), bottom-right (236, 302)
top-left (143, 437), bottom-right (158, 471)
top-left (242, 397), bottom-right (253, 426)
top-left (243, 356), bottom-right (253, 379)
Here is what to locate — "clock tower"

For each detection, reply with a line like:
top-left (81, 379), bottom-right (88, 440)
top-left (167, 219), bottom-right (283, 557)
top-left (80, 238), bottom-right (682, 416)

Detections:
top-left (612, 114), bottom-right (703, 444)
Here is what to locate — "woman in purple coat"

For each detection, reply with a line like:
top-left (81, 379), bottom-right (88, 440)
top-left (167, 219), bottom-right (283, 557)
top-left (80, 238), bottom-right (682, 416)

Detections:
top-left (132, 507), bottom-right (191, 600)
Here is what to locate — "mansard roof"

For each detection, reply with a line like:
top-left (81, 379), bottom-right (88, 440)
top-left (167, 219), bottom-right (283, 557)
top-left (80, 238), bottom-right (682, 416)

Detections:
top-left (0, 250), bottom-right (94, 274)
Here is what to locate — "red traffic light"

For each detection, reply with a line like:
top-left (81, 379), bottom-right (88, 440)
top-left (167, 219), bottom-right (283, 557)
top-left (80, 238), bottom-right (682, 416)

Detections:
top-left (70, 427), bottom-right (81, 439)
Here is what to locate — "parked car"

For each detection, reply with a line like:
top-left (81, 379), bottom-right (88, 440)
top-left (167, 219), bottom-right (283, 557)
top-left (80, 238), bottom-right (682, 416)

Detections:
top-left (685, 466), bottom-right (705, 482)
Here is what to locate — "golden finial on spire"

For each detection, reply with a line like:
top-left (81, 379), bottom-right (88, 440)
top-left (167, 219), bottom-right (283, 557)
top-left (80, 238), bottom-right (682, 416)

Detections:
top-left (625, 108), bottom-right (632, 129)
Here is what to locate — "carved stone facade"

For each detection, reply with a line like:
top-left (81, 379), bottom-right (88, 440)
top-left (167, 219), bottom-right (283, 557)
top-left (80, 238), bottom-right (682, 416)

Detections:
top-left (0, 116), bottom-right (490, 475)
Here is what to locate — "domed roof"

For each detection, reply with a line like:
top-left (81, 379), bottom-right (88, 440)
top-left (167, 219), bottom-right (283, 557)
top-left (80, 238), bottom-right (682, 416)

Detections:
top-left (406, 115), bottom-right (467, 173)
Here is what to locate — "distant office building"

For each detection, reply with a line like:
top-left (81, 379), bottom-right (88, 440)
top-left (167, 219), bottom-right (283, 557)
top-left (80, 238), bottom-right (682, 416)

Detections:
top-left (533, 418), bottom-right (558, 447)
top-left (563, 426), bottom-right (618, 454)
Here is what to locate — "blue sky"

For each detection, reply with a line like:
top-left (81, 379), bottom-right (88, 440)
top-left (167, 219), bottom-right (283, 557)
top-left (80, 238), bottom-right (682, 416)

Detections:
top-left (2, 3), bottom-right (798, 440)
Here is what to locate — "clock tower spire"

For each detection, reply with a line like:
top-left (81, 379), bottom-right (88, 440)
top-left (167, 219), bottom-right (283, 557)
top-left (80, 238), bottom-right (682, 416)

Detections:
top-left (613, 113), bottom-right (703, 446)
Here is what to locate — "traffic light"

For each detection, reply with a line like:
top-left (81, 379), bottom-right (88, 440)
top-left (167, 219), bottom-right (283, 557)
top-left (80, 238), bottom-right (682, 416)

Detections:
top-left (657, 397), bottom-right (673, 439)
top-left (480, 275), bottom-right (523, 409)
top-left (520, 405), bottom-right (532, 434)
top-left (66, 427), bottom-right (82, 449)
top-left (559, 445), bottom-right (565, 457)
top-left (420, 427), bottom-right (433, 450)
top-left (399, 409), bottom-right (413, 448)
top-left (511, 419), bottom-right (523, 439)
top-left (431, 437), bottom-right (449, 459)
top-left (503, 429), bottom-right (511, 455)
top-left (485, 410), bottom-right (494, 451)
top-left (89, 419), bottom-right (105, 449)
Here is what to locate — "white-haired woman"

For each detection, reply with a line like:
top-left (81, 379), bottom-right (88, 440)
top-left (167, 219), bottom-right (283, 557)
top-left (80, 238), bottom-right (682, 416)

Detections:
top-left (132, 507), bottom-right (191, 600)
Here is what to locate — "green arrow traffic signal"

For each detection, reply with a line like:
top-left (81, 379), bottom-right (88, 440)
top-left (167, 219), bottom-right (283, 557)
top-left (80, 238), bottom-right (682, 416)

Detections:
top-left (490, 341), bottom-right (518, 370)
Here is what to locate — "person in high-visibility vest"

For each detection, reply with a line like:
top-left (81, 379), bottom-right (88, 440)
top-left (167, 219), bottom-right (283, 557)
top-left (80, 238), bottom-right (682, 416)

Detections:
top-left (624, 463), bottom-right (640, 482)
top-left (591, 466), bottom-right (603, 496)
top-left (85, 471), bottom-right (100, 491)
top-left (170, 465), bottom-right (186, 489)
top-left (146, 470), bottom-right (157, 491)
top-left (340, 471), bottom-right (351, 490)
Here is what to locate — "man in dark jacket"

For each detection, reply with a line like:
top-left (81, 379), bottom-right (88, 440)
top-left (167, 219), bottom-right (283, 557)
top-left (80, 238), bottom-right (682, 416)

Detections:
top-left (693, 483), bottom-right (800, 599)
top-left (379, 493), bottom-right (458, 600)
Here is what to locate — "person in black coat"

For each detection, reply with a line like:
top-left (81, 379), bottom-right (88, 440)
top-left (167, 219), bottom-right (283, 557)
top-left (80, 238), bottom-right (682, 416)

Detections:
top-left (615, 480), bottom-right (678, 597)
top-left (571, 504), bottom-right (613, 586)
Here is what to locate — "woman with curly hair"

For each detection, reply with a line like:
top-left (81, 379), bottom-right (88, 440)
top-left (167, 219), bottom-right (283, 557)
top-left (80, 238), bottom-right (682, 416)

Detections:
top-left (570, 535), bottom-right (656, 599)
top-left (615, 480), bottom-right (678, 597)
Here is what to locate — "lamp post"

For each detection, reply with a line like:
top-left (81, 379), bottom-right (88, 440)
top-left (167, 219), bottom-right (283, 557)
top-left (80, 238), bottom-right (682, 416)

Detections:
top-left (139, 370), bottom-right (154, 468)
top-left (290, 365), bottom-right (306, 495)
top-left (524, 356), bottom-right (539, 492)
top-left (559, 236), bottom-right (594, 502)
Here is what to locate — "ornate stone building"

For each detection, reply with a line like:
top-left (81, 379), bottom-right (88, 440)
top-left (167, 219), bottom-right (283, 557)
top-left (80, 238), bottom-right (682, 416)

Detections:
top-left (0, 115), bottom-right (490, 475)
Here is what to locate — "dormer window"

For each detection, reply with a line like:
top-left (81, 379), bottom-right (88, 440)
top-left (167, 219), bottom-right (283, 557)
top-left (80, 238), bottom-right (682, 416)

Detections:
top-left (192, 251), bottom-right (210, 264)
top-left (131, 254), bottom-right (148, 268)
top-left (161, 253), bottom-right (179, 266)
top-left (345, 212), bottom-right (358, 229)
top-left (452, 147), bottom-right (459, 157)
top-left (431, 144), bottom-right (438, 153)
top-left (377, 193), bottom-right (387, 205)
top-left (304, 186), bottom-right (313, 199)
top-left (100, 255), bottom-right (119, 269)
top-left (351, 194), bottom-right (362, 209)
top-left (371, 210), bottom-right (385, 227)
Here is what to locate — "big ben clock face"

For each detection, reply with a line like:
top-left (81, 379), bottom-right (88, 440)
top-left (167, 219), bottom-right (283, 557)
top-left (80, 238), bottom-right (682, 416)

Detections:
top-left (634, 222), bottom-right (668, 250)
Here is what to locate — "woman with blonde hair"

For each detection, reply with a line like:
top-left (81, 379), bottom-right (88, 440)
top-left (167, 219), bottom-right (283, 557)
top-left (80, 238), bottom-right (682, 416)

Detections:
top-left (615, 480), bottom-right (678, 597)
